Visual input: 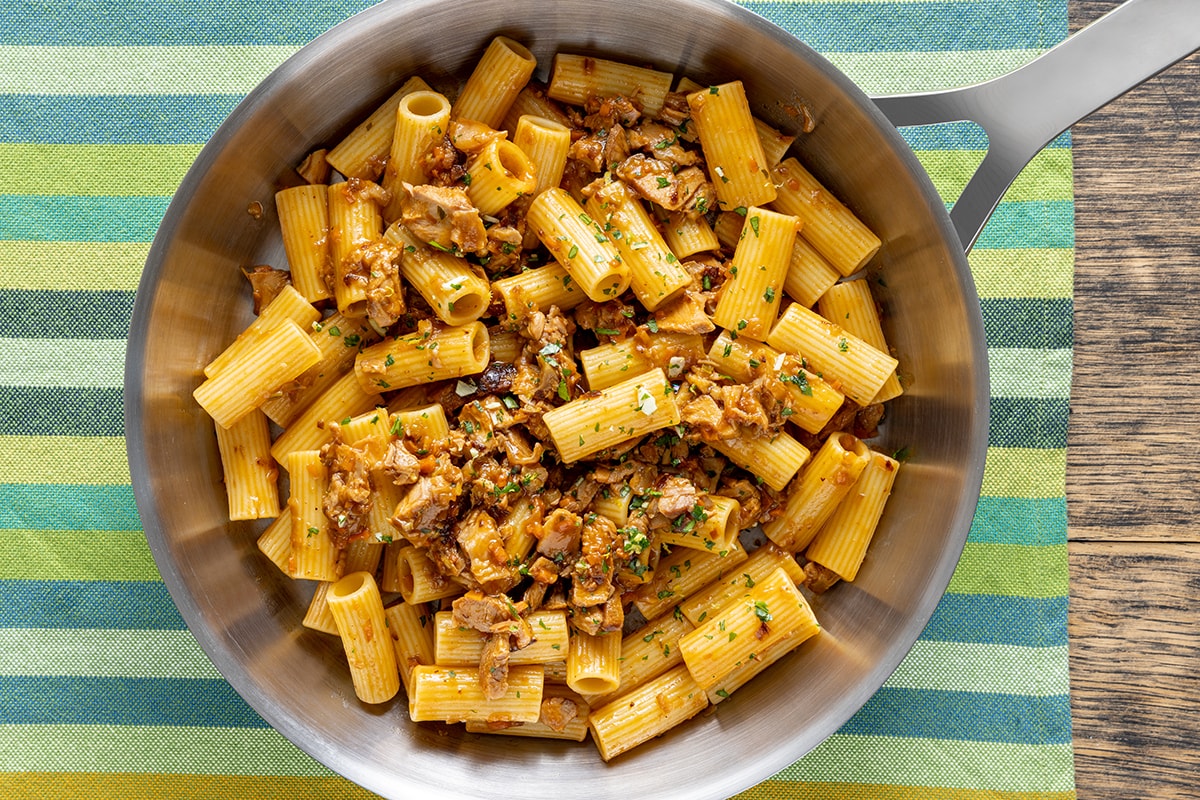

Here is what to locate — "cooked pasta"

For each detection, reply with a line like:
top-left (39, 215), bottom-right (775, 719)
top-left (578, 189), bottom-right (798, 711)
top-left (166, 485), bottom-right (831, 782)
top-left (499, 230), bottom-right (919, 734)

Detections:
top-left (196, 38), bottom-right (903, 760)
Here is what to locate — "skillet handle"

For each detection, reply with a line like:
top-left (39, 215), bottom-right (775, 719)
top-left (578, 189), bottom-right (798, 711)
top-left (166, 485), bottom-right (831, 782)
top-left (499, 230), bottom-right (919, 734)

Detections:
top-left (872, 0), bottom-right (1200, 252)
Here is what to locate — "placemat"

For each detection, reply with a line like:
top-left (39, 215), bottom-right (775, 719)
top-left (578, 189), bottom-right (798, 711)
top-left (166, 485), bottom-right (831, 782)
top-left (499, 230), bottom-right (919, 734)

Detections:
top-left (0, 1), bottom-right (1077, 798)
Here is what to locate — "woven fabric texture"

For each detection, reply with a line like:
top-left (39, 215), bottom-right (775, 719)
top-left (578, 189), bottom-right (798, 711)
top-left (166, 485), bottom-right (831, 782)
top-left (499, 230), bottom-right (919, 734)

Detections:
top-left (0, 1), bottom-right (1076, 798)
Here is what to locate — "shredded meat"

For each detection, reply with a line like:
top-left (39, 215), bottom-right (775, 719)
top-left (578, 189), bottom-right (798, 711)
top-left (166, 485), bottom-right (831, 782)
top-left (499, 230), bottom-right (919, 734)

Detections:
top-left (653, 475), bottom-right (700, 520)
top-left (452, 590), bottom-right (525, 632)
top-left (538, 696), bottom-right (578, 733)
top-left (340, 238), bottom-right (406, 328)
top-left (627, 121), bottom-right (700, 167)
top-left (652, 291), bottom-right (715, 335)
top-left (389, 452), bottom-right (463, 538)
top-left (479, 633), bottom-right (510, 700)
top-left (536, 508), bottom-right (582, 559)
top-left (400, 183), bottom-right (488, 256)
top-left (320, 425), bottom-right (373, 547)
top-left (615, 154), bottom-right (715, 216)
top-left (382, 439), bottom-right (422, 486)
top-left (242, 265), bottom-right (291, 314)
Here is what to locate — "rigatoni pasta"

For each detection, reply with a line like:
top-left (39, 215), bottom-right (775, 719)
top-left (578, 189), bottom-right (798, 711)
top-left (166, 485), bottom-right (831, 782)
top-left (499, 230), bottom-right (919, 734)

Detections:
top-left (196, 36), bottom-right (909, 761)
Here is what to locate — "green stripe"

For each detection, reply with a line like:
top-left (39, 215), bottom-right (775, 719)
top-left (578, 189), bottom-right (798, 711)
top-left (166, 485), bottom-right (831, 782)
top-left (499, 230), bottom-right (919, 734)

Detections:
top-left (827, 48), bottom-right (1043, 94)
top-left (0, 338), bottom-right (126, 389)
top-left (778, 735), bottom-right (1076, 792)
top-left (0, 242), bottom-right (150, 291)
top-left (948, 542), bottom-right (1070, 598)
top-left (988, 348), bottom-right (1073, 399)
top-left (0, 45), bottom-right (297, 94)
top-left (886, 641), bottom-right (1069, 696)
top-left (981, 447), bottom-right (1065, 499)
top-left (0, 144), bottom-right (201, 197)
top-left (0, 774), bottom-right (376, 800)
top-left (915, 148), bottom-right (1073, 204)
top-left (0, 629), bottom-right (219, 680)
top-left (0, 531), bottom-right (157, 581)
top-left (741, 783), bottom-right (1075, 800)
top-left (0, 437), bottom-right (130, 485)
top-left (969, 248), bottom-right (1073, 299)
top-left (0, 724), bottom-right (332, 775)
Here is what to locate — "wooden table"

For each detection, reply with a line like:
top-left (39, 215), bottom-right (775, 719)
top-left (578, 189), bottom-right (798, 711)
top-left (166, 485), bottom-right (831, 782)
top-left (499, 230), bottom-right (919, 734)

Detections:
top-left (1068, 2), bottom-right (1200, 797)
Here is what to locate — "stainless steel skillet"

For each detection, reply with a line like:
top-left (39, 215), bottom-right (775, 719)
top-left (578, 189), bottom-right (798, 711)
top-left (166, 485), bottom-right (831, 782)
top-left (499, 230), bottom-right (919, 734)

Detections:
top-left (123, 1), bottom-right (1200, 798)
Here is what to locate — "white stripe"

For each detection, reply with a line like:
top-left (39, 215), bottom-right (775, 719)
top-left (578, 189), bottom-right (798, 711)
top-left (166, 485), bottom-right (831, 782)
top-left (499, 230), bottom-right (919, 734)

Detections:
top-left (0, 629), bottom-right (221, 680)
top-left (0, 338), bottom-right (126, 389)
top-left (826, 48), bottom-right (1045, 95)
top-left (885, 640), bottom-right (1070, 696)
top-left (988, 348), bottom-right (1073, 399)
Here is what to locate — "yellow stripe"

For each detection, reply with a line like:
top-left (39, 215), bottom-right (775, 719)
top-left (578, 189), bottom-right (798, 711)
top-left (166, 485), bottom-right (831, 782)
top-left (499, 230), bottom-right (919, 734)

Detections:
top-left (982, 447), bottom-right (1065, 500)
top-left (0, 241), bottom-right (149, 291)
top-left (915, 148), bottom-right (1073, 205)
top-left (0, 143), bottom-right (201, 197)
top-left (0, 773), bottom-right (380, 799)
top-left (0, 436), bottom-right (130, 485)
top-left (737, 782), bottom-right (1076, 800)
top-left (969, 248), bottom-right (1073, 299)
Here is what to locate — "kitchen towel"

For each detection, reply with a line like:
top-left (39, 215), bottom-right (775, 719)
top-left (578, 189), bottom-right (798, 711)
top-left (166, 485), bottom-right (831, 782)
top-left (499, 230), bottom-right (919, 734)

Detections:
top-left (0, 1), bottom-right (1075, 798)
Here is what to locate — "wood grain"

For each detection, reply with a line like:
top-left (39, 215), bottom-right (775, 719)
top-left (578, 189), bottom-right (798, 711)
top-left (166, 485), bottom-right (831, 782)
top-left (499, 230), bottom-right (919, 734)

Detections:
top-left (1068, 2), bottom-right (1200, 798)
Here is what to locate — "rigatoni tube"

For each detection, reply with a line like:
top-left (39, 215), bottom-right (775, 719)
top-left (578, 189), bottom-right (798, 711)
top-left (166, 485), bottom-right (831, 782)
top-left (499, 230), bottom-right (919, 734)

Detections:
top-left (451, 36), bottom-right (537, 130)
top-left (711, 206), bottom-right (801, 341)
top-left (766, 302), bottom-right (899, 407)
top-left (687, 82), bottom-right (777, 210)
top-left (762, 432), bottom-right (871, 553)
top-left (527, 187), bottom-right (629, 302)
top-left (541, 368), bottom-right (680, 463)
top-left (770, 156), bottom-right (882, 276)
top-left (327, 571), bottom-right (401, 704)
top-left (353, 321), bottom-right (489, 394)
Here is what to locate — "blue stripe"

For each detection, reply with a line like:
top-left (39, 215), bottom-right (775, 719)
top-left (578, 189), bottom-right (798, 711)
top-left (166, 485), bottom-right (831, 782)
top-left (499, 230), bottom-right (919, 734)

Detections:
top-left (988, 396), bottom-right (1068, 449)
top-left (979, 298), bottom-right (1074, 350)
top-left (0, 0), bottom-right (371, 46)
top-left (0, 289), bottom-right (134, 339)
top-left (973, 200), bottom-right (1075, 250)
top-left (969, 496), bottom-right (1067, 547)
top-left (0, 196), bottom-right (168, 242)
top-left (896, 124), bottom-right (1071, 153)
top-left (0, 675), bottom-right (268, 727)
top-left (920, 593), bottom-right (1069, 647)
top-left (0, 0), bottom-right (1063, 50)
top-left (0, 94), bottom-right (241, 145)
top-left (0, 580), bottom-right (180, 629)
top-left (0, 388), bottom-right (124, 437)
top-left (743, 1), bottom-right (1066, 53)
top-left (841, 686), bottom-right (1072, 744)
top-left (0, 484), bottom-right (140, 531)
top-left (0, 94), bottom-right (1077, 151)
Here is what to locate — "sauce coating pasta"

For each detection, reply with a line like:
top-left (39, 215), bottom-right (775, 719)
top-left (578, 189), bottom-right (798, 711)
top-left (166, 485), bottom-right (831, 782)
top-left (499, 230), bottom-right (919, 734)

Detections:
top-left (199, 36), bottom-right (902, 758)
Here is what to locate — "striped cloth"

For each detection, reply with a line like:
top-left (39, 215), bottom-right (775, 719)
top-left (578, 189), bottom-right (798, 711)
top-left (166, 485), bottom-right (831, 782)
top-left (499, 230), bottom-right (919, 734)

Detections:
top-left (0, 1), bottom-right (1076, 798)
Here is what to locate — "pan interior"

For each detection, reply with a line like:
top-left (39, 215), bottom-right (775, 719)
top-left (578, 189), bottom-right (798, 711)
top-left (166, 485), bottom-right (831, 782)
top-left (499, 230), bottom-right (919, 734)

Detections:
top-left (125, 1), bottom-right (987, 798)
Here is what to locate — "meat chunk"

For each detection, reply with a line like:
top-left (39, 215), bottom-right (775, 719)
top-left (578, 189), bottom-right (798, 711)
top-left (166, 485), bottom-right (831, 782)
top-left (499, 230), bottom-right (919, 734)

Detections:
top-left (319, 425), bottom-right (373, 547)
top-left (803, 560), bottom-right (842, 594)
top-left (479, 632), bottom-right (511, 700)
top-left (615, 154), bottom-right (715, 216)
top-left (452, 590), bottom-right (525, 632)
top-left (389, 453), bottom-right (463, 537)
top-left (570, 513), bottom-right (618, 607)
top-left (539, 696), bottom-right (579, 733)
top-left (653, 475), bottom-right (700, 519)
top-left (241, 265), bottom-right (291, 314)
top-left (399, 183), bottom-right (488, 256)
top-left (652, 291), bottom-right (715, 335)
top-left (382, 439), bottom-right (422, 486)
top-left (536, 508), bottom-right (582, 559)
top-left (627, 121), bottom-right (701, 168)
top-left (340, 238), bottom-right (406, 329)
